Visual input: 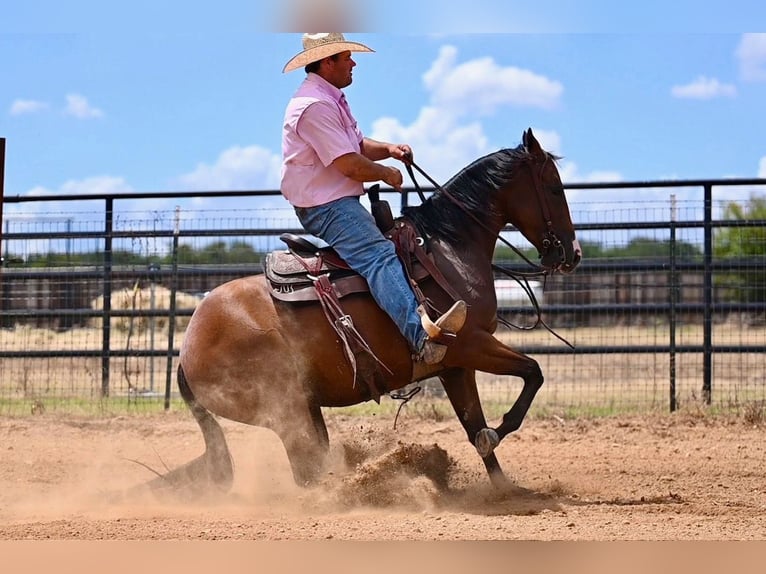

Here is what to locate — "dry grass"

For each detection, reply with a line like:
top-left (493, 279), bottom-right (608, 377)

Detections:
top-left (89, 284), bottom-right (202, 331)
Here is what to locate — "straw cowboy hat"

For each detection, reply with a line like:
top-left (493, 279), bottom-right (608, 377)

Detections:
top-left (282, 33), bottom-right (374, 73)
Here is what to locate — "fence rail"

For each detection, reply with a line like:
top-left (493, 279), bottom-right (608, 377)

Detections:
top-left (2, 173), bottom-right (765, 415)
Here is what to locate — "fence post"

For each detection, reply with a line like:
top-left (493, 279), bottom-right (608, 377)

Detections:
top-left (0, 137), bottom-right (4, 240)
top-left (164, 206), bottom-right (180, 410)
top-left (669, 194), bottom-right (677, 412)
top-left (0, 138), bottom-right (6, 329)
top-left (101, 197), bottom-right (114, 398)
top-left (702, 183), bottom-right (713, 404)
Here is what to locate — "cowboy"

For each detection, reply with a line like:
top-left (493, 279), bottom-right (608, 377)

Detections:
top-left (280, 33), bottom-right (466, 365)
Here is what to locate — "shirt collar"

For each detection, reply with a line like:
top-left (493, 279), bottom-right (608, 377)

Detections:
top-left (305, 72), bottom-right (344, 104)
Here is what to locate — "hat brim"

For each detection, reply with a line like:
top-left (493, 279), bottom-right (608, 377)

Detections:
top-left (282, 41), bottom-right (374, 73)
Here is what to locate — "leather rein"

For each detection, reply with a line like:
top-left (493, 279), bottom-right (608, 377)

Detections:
top-left (403, 156), bottom-right (574, 349)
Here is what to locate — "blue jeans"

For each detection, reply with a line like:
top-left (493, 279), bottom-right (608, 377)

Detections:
top-left (295, 196), bottom-right (425, 352)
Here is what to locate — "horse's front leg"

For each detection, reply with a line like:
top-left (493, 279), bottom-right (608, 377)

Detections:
top-left (438, 368), bottom-right (509, 488)
top-left (449, 331), bottom-right (544, 460)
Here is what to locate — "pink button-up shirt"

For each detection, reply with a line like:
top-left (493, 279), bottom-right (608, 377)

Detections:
top-left (281, 73), bottom-right (365, 208)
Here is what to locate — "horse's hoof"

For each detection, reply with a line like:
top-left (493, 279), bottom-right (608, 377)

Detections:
top-left (475, 428), bottom-right (499, 458)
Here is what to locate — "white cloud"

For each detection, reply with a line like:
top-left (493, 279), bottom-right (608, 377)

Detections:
top-left (371, 107), bottom-right (489, 184)
top-left (64, 93), bottom-right (104, 119)
top-left (9, 99), bottom-right (49, 116)
top-left (5, 177), bottom-right (135, 248)
top-left (370, 45), bottom-right (567, 188)
top-left (27, 175), bottom-right (132, 197)
top-left (671, 76), bottom-right (736, 99)
top-left (424, 45), bottom-right (563, 115)
top-left (177, 145), bottom-right (281, 191)
top-left (759, 156), bottom-right (766, 178)
top-left (737, 33), bottom-right (766, 82)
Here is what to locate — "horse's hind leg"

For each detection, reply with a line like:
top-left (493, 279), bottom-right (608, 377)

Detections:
top-left (271, 395), bottom-right (330, 487)
top-left (164, 365), bottom-right (234, 492)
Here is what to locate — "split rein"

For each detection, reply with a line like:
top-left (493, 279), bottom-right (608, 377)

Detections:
top-left (402, 158), bottom-right (574, 350)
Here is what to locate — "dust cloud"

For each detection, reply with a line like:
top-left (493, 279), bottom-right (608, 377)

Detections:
top-left (0, 415), bottom-right (471, 529)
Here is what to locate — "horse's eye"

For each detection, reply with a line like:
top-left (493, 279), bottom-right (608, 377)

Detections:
top-left (548, 184), bottom-right (564, 197)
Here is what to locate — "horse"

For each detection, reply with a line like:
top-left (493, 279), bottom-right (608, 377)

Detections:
top-left (171, 128), bottom-right (581, 492)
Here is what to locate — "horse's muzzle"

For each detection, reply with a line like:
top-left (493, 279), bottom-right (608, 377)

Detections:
top-left (541, 237), bottom-right (582, 273)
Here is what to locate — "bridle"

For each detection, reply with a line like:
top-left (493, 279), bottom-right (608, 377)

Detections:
top-left (403, 153), bottom-right (574, 349)
top-left (529, 154), bottom-right (568, 271)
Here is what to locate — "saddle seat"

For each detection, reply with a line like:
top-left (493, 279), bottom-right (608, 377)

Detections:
top-left (265, 231), bottom-right (428, 302)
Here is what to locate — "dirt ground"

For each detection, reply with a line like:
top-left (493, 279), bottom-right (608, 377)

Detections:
top-left (0, 405), bottom-right (765, 540)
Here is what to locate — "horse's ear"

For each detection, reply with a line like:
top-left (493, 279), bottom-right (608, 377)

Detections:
top-left (523, 128), bottom-right (544, 158)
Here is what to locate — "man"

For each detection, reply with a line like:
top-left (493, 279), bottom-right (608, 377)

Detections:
top-left (281, 33), bottom-right (465, 364)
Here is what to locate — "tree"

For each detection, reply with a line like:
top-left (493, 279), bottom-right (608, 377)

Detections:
top-left (714, 196), bottom-right (766, 303)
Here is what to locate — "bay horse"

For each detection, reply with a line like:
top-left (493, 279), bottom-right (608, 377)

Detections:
top-left (172, 128), bottom-right (581, 492)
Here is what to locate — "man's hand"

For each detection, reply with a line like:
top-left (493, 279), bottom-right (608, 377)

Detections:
top-left (381, 166), bottom-right (403, 190)
top-left (388, 144), bottom-right (413, 164)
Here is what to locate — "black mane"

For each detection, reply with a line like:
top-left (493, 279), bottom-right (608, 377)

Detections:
top-left (401, 145), bottom-right (532, 242)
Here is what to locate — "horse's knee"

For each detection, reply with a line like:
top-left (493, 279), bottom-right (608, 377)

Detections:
top-left (279, 423), bottom-right (330, 487)
top-left (524, 361), bottom-right (544, 389)
top-left (205, 443), bottom-right (234, 490)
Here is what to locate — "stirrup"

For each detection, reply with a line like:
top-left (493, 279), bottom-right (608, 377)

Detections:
top-left (416, 340), bottom-right (448, 365)
top-left (417, 300), bottom-right (467, 342)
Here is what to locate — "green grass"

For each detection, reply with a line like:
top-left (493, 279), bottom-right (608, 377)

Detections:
top-left (1, 388), bottom-right (761, 425)
top-left (0, 396), bottom-right (189, 418)
top-left (326, 394), bottom-right (762, 424)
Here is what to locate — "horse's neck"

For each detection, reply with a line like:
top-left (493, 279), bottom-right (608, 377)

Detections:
top-left (429, 236), bottom-right (495, 296)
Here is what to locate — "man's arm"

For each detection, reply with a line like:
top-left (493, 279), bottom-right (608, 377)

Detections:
top-left (360, 137), bottom-right (412, 163)
top-left (332, 152), bottom-right (403, 190)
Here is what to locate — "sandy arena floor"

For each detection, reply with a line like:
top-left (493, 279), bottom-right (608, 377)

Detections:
top-left (0, 406), bottom-right (764, 540)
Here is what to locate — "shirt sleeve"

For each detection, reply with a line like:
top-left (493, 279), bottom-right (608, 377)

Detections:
top-left (296, 100), bottom-right (361, 167)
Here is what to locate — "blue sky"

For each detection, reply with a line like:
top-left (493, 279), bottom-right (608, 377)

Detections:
top-left (2, 2), bottom-right (766, 249)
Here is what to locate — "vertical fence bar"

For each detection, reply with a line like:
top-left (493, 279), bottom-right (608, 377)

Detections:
top-left (0, 138), bottom-right (6, 324)
top-left (164, 206), bottom-right (180, 410)
top-left (101, 197), bottom-right (114, 397)
top-left (1, 221), bottom-right (9, 330)
top-left (702, 184), bottom-right (713, 404)
top-left (0, 137), bottom-right (5, 238)
top-left (669, 194), bottom-right (677, 412)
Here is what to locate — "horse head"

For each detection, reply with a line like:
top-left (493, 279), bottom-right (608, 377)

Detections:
top-left (510, 128), bottom-right (581, 273)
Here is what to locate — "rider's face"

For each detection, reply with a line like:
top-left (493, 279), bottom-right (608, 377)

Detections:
top-left (324, 51), bottom-right (356, 89)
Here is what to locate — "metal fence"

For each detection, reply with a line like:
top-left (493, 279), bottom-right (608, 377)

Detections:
top-left (1, 153), bottom-right (765, 416)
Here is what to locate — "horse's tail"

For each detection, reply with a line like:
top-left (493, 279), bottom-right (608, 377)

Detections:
top-left (146, 366), bottom-right (234, 495)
